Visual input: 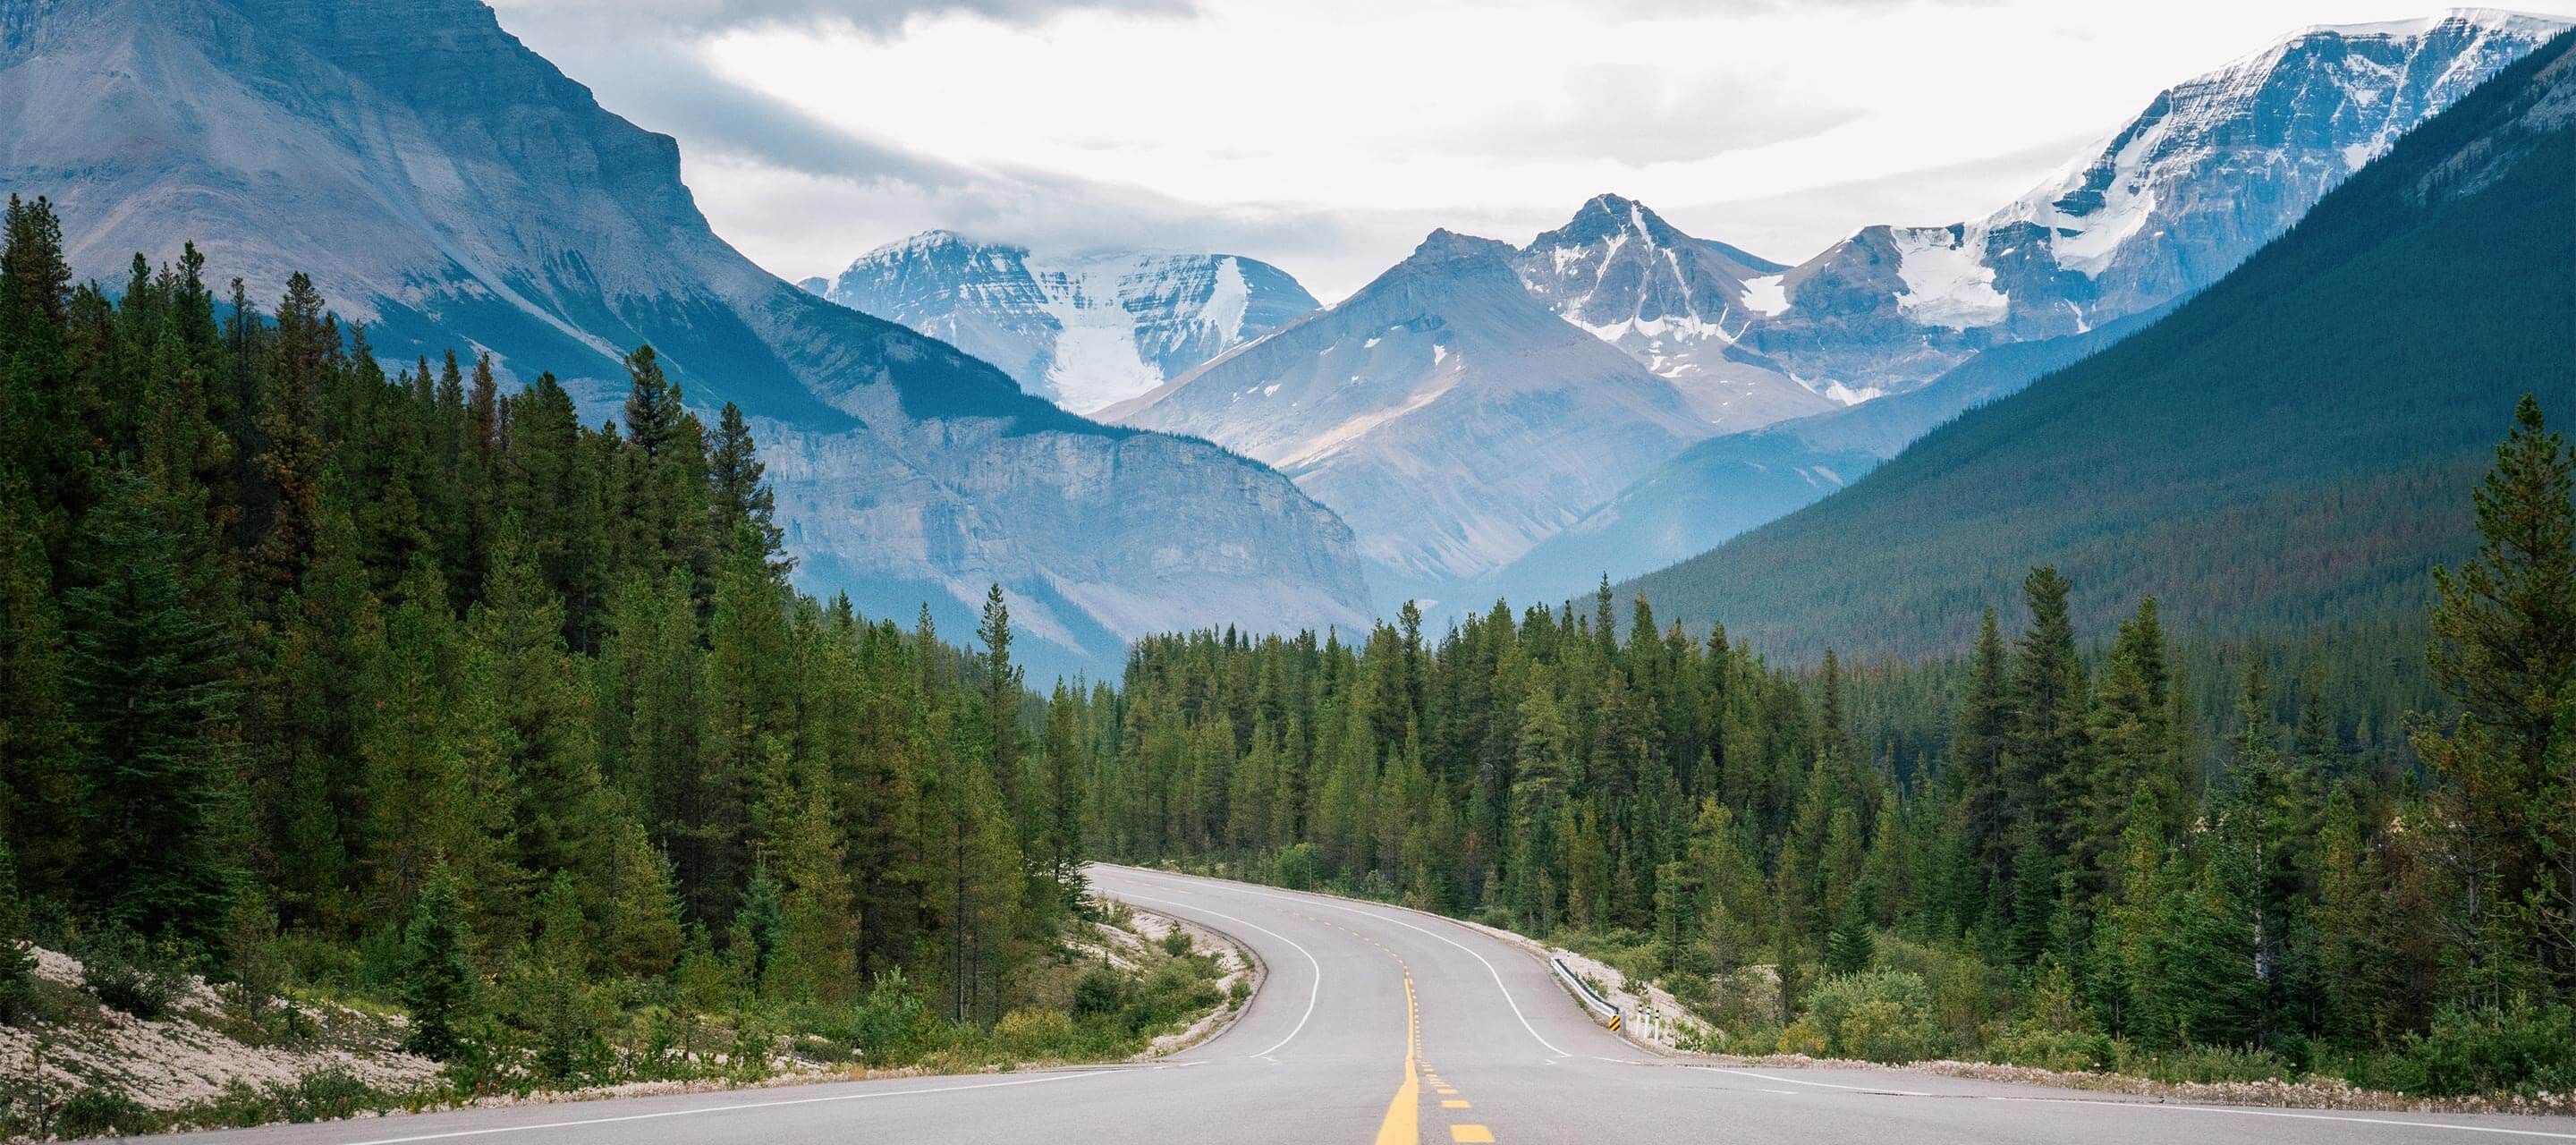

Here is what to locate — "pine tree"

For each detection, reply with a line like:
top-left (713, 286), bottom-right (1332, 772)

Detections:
top-left (61, 471), bottom-right (242, 941)
top-left (2004, 566), bottom-right (2088, 858)
top-left (401, 865), bottom-right (478, 1061)
top-left (0, 835), bottom-right (33, 1023)
top-left (0, 471), bottom-right (73, 889)
top-left (2413, 394), bottom-right (2576, 994)
top-left (979, 583), bottom-right (1024, 832)
top-left (708, 402), bottom-right (784, 566)
top-left (1826, 891), bottom-right (1876, 976)
top-left (598, 809), bottom-right (684, 980)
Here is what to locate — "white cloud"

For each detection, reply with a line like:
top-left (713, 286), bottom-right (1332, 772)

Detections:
top-left (492, 0), bottom-right (2576, 301)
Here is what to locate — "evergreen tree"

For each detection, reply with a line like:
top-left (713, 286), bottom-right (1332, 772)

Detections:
top-left (2413, 394), bottom-right (2576, 994)
top-left (0, 835), bottom-right (32, 1023)
top-left (61, 471), bottom-right (242, 941)
top-left (401, 865), bottom-right (478, 1061)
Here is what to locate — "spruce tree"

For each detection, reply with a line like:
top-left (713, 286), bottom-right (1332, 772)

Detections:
top-left (2414, 394), bottom-right (2576, 992)
top-left (0, 835), bottom-right (33, 1023)
top-left (1826, 891), bottom-right (1876, 976)
top-left (401, 865), bottom-right (478, 1061)
top-left (2004, 566), bottom-right (2087, 858)
top-left (62, 471), bottom-right (242, 941)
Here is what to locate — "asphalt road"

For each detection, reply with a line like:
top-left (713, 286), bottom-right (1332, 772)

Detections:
top-left (119, 865), bottom-right (2576, 1144)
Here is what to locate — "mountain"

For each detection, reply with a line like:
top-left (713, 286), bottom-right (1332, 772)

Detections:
top-left (1512, 194), bottom-right (1840, 430)
top-left (812, 232), bottom-right (1319, 414)
top-left (1472, 303), bottom-right (2175, 611)
top-left (1469, 8), bottom-right (2564, 614)
top-left (1623, 26), bottom-right (2576, 665)
top-left (0, 0), bottom-right (1370, 674)
top-left (1106, 230), bottom-right (1710, 596)
top-left (1740, 9), bottom-right (2566, 399)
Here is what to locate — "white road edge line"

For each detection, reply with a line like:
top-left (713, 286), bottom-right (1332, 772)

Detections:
top-left (1108, 889), bottom-right (1323, 1060)
top-left (1113, 868), bottom-right (1572, 1059)
top-left (2009, 1096), bottom-right (2576, 1141)
top-left (332, 1070), bottom-right (1132, 1145)
top-left (1702, 1067), bottom-right (1932, 1097)
top-left (1704, 1067), bottom-right (2576, 1140)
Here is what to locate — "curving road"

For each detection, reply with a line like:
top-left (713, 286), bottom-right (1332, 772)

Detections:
top-left (128, 865), bottom-right (2576, 1144)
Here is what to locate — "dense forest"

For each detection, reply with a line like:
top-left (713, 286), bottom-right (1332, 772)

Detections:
top-left (2, 180), bottom-right (2572, 1125)
top-left (1086, 396), bottom-right (2576, 1094)
top-left (0, 194), bottom-right (1227, 1129)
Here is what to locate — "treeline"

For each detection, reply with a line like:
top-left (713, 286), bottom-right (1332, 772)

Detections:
top-left (0, 196), bottom-right (1097, 1086)
top-left (1088, 396), bottom-right (2576, 1093)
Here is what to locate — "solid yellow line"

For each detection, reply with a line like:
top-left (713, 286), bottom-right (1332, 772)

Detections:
top-left (1375, 978), bottom-right (1419, 1145)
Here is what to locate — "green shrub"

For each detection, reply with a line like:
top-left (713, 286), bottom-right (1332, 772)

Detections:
top-left (1775, 1019), bottom-right (1828, 1056)
top-left (1072, 967), bottom-right (1126, 1017)
top-left (2116, 1042), bottom-right (2287, 1084)
top-left (273, 1071), bottom-right (389, 1123)
top-left (1159, 925), bottom-right (1194, 958)
top-left (54, 1089), bottom-right (159, 1139)
top-left (2390, 997), bottom-right (2576, 1097)
top-left (1987, 1028), bottom-right (2115, 1073)
top-left (77, 927), bottom-right (187, 1020)
top-left (996, 1009), bottom-right (1076, 1058)
top-left (851, 969), bottom-right (926, 1065)
top-left (1272, 844), bottom-right (1326, 891)
top-left (1803, 970), bottom-right (1948, 1063)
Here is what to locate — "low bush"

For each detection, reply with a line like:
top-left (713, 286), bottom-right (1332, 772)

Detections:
top-left (1804, 970), bottom-right (1948, 1064)
top-left (2388, 997), bottom-right (2576, 1097)
top-left (1775, 1019), bottom-right (1828, 1056)
top-left (2114, 1042), bottom-right (2288, 1084)
top-left (996, 1008), bottom-right (1077, 1058)
top-left (1272, 844), bottom-right (1327, 891)
top-left (76, 927), bottom-right (188, 1020)
top-left (53, 1088), bottom-right (159, 1140)
top-left (1988, 1028), bottom-right (2115, 1073)
top-left (850, 969), bottom-right (927, 1066)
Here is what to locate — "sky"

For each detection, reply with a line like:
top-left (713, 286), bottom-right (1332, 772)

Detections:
top-left (485, 0), bottom-right (2576, 301)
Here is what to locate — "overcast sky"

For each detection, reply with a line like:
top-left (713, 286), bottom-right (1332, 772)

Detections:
top-left (486, 0), bottom-right (2576, 301)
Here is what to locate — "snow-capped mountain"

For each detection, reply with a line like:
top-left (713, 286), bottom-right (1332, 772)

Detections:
top-left (1453, 8), bottom-right (2565, 615)
top-left (1512, 194), bottom-right (1841, 431)
top-left (1739, 8), bottom-right (2565, 397)
top-left (1106, 230), bottom-right (1710, 594)
top-left (811, 232), bottom-right (1318, 414)
top-left (0, 0), bottom-right (1371, 673)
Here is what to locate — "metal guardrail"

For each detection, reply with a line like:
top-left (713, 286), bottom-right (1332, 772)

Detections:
top-left (1551, 956), bottom-right (1624, 1033)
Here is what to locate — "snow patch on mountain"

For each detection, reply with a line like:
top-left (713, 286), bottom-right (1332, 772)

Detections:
top-left (1739, 274), bottom-right (1792, 317)
top-left (1891, 227), bottom-right (2010, 328)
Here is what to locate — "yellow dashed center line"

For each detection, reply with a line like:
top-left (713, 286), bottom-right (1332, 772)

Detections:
top-left (1289, 911), bottom-right (1489, 1145)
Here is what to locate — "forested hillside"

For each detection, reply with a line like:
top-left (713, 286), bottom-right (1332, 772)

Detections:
top-left (1091, 389), bottom-right (2574, 1092)
top-left (0, 195), bottom-right (1226, 1131)
top-left (1623, 30), bottom-right (2576, 666)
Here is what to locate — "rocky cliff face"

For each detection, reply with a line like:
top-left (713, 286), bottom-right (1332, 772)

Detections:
top-left (1108, 230), bottom-right (1708, 597)
top-left (818, 231), bottom-right (1318, 414)
top-left (1512, 194), bottom-right (1838, 430)
top-left (0, 0), bottom-right (1371, 672)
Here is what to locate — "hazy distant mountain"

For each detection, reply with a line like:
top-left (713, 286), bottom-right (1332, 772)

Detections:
top-left (0, 0), bottom-right (1370, 673)
top-left (812, 232), bottom-right (1319, 414)
top-left (1623, 25), bottom-right (2576, 663)
top-left (1106, 230), bottom-right (1708, 597)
